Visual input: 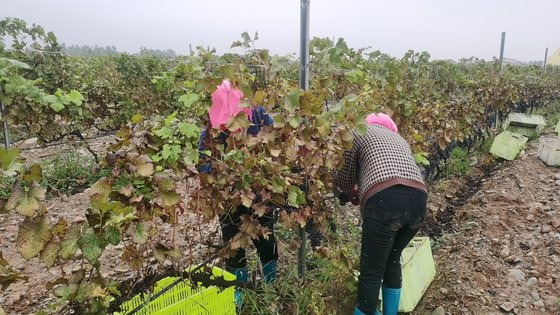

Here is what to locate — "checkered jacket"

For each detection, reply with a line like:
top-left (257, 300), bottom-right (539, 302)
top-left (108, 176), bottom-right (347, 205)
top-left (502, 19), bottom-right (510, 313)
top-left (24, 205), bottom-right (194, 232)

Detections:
top-left (335, 124), bottom-right (425, 201)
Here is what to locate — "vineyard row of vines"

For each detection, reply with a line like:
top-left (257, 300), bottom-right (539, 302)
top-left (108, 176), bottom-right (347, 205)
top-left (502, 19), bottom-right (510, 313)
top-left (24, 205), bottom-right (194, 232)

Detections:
top-left (1, 18), bottom-right (560, 314)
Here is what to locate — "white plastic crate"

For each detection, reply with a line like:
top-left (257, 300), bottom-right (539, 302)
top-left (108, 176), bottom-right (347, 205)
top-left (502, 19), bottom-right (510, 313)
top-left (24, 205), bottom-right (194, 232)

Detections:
top-left (537, 138), bottom-right (560, 167)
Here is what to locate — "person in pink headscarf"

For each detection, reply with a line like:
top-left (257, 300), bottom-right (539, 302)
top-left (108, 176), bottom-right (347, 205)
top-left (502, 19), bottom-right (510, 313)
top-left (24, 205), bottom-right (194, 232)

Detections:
top-left (365, 113), bottom-right (398, 133)
top-left (198, 81), bottom-right (277, 304)
top-left (335, 112), bottom-right (427, 315)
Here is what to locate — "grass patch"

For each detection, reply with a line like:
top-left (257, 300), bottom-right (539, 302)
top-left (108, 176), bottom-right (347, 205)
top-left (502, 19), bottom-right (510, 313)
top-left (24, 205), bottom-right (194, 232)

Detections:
top-left (240, 248), bottom-right (357, 315)
top-left (0, 174), bottom-right (15, 212)
top-left (239, 209), bottom-right (360, 314)
top-left (0, 125), bottom-right (32, 146)
top-left (41, 149), bottom-right (109, 196)
top-left (445, 147), bottom-right (471, 177)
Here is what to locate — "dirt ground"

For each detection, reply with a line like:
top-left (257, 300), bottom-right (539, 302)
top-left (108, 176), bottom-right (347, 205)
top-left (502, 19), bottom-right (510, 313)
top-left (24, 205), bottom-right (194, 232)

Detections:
top-left (1, 133), bottom-right (560, 314)
top-left (1, 135), bottom-right (222, 314)
top-left (415, 135), bottom-right (560, 315)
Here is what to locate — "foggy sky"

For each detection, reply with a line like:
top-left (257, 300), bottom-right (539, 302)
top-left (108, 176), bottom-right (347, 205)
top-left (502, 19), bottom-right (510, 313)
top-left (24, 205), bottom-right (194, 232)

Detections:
top-left (3, 0), bottom-right (559, 61)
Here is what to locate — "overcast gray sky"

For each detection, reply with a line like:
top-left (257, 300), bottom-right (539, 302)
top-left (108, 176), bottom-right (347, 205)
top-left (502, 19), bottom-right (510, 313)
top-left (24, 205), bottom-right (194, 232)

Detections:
top-left (3, 0), bottom-right (559, 61)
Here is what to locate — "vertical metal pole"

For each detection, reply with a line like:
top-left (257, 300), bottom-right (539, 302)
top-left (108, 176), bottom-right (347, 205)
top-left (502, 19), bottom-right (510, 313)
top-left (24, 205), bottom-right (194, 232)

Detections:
top-left (297, 0), bottom-right (310, 279)
top-left (499, 32), bottom-right (506, 72)
top-left (299, 0), bottom-right (310, 91)
top-left (543, 47), bottom-right (549, 74)
top-left (0, 100), bottom-right (10, 149)
top-left (495, 32), bottom-right (506, 128)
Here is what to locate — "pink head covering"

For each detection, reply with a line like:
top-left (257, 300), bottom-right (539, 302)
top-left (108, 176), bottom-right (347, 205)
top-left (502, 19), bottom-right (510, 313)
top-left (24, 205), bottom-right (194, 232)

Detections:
top-left (208, 80), bottom-right (253, 129)
top-left (365, 113), bottom-right (398, 133)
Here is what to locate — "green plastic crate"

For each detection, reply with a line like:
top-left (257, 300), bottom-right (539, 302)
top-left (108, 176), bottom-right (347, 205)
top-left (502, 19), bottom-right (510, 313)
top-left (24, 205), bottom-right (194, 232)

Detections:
top-left (379, 237), bottom-right (436, 313)
top-left (503, 113), bottom-right (546, 134)
top-left (490, 130), bottom-right (528, 161)
top-left (115, 266), bottom-right (236, 315)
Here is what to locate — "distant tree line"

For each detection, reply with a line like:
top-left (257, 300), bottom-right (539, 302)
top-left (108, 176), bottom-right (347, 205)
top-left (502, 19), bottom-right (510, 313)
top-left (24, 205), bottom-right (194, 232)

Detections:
top-left (61, 44), bottom-right (118, 56)
top-left (61, 43), bottom-right (177, 58)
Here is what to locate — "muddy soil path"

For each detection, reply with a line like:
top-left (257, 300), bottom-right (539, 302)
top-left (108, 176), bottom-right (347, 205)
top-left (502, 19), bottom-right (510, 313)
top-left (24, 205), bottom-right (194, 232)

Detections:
top-left (415, 136), bottom-right (560, 315)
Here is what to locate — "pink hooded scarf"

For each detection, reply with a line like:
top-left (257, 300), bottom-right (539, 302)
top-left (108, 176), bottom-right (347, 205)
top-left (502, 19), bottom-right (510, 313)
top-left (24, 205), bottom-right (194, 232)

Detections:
top-left (209, 80), bottom-right (253, 129)
top-left (365, 113), bottom-right (398, 133)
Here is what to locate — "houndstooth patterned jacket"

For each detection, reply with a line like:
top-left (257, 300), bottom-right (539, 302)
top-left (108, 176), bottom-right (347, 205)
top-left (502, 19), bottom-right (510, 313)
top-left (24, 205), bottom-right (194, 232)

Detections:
top-left (335, 124), bottom-right (426, 207)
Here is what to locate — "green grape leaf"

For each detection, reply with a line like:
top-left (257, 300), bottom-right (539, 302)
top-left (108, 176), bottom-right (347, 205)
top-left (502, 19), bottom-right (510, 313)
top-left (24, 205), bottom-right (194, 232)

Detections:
top-left (17, 215), bottom-right (51, 260)
top-left (273, 115), bottom-right (286, 128)
top-left (159, 190), bottom-right (180, 207)
top-left (49, 101), bottom-right (65, 112)
top-left (346, 69), bottom-right (364, 83)
top-left (23, 164), bottom-right (42, 183)
top-left (47, 31), bottom-right (57, 43)
top-left (183, 147), bottom-right (199, 166)
top-left (153, 126), bottom-right (174, 139)
top-left (78, 228), bottom-right (103, 264)
top-left (105, 208), bottom-right (136, 227)
top-left (177, 122), bottom-right (200, 138)
top-left (164, 112), bottom-right (177, 126)
top-left (412, 133), bottom-right (425, 143)
top-left (0, 148), bottom-right (24, 176)
top-left (225, 112), bottom-right (250, 130)
top-left (356, 120), bottom-right (368, 136)
top-left (59, 224), bottom-right (81, 260)
top-left (90, 178), bottom-right (112, 209)
top-left (0, 57), bottom-right (31, 70)
top-left (53, 284), bottom-right (76, 300)
top-left (103, 226), bottom-right (121, 246)
top-left (283, 89), bottom-right (303, 113)
top-left (136, 156), bottom-right (155, 177)
top-left (178, 93), bottom-right (199, 108)
top-left (287, 186), bottom-right (306, 208)
top-left (40, 238), bottom-right (61, 267)
top-left (161, 144), bottom-right (181, 162)
top-left (288, 117), bottom-right (301, 129)
top-left (6, 182), bottom-right (45, 217)
top-left (75, 281), bottom-right (96, 303)
top-left (271, 177), bottom-right (284, 194)
top-left (132, 223), bottom-right (149, 245)
top-left (413, 152), bottom-right (430, 166)
top-left (253, 91), bottom-right (266, 105)
top-left (44, 94), bottom-right (64, 112)
top-left (153, 173), bottom-right (176, 191)
top-left (316, 114), bottom-right (332, 137)
top-left (340, 129), bottom-right (354, 149)
top-left (66, 90), bottom-right (84, 106)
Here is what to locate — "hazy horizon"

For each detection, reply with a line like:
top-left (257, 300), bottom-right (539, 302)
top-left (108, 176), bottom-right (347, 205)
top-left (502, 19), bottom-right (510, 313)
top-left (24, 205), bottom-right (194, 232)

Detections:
top-left (3, 0), bottom-right (559, 62)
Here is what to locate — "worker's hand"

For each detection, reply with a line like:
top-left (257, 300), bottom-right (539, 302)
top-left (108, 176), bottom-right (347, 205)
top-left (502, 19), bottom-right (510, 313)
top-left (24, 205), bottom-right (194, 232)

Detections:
top-left (350, 186), bottom-right (359, 206)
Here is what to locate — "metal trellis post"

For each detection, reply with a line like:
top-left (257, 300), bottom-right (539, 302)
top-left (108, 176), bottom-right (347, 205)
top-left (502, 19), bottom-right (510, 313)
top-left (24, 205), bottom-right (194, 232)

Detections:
top-left (297, 0), bottom-right (310, 279)
top-left (543, 47), bottom-right (549, 74)
top-left (499, 32), bottom-right (506, 73)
